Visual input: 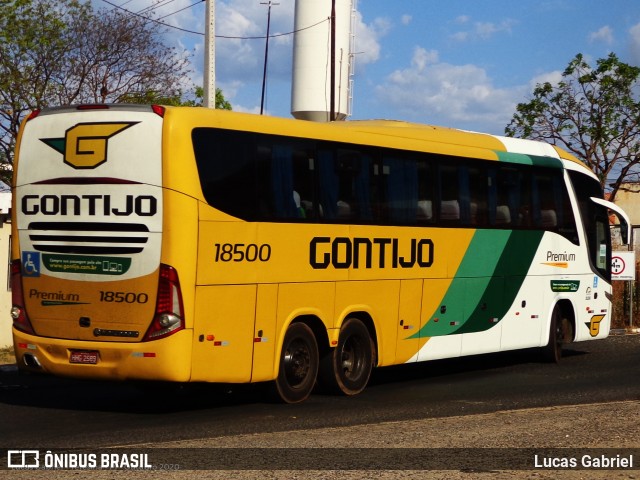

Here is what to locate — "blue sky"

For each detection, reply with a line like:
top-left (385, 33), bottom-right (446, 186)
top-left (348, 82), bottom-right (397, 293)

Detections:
top-left (100, 0), bottom-right (640, 135)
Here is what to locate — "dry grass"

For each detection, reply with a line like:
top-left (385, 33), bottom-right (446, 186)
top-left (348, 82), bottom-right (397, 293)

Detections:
top-left (0, 345), bottom-right (15, 365)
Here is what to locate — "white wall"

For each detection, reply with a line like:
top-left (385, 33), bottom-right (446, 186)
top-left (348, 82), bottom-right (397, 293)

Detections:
top-left (616, 183), bottom-right (640, 226)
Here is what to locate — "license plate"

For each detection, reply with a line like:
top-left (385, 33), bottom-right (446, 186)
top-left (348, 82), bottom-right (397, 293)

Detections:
top-left (70, 351), bottom-right (99, 365)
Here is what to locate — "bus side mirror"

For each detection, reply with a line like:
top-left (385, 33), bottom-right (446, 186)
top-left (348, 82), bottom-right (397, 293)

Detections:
top-left (590, 197), bottom-right (631, 245)
top-left (620, 223), bottom-right (629, 246)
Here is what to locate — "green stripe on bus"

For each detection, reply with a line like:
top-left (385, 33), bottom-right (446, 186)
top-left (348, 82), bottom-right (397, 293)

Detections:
top-left (454, 229), bottom-right (544, 334)
top-left (411, 229), bottom-right (544, 338)
top-left (495, 151), bottom-right (563, 169)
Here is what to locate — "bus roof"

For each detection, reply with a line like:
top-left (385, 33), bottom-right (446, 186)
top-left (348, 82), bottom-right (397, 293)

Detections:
top-left (24, 104), bottom-right (587, 170)
top-left (164, 107), bottom-right (586, 170)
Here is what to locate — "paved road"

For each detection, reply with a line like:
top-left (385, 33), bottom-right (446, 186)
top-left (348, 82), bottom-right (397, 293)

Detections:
top-left (0, 334), bottom-right (638, 450)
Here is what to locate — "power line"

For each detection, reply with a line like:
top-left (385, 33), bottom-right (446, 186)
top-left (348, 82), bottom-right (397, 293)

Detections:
top-left (158, 0), bottom-right (203, 21)
top-left (101, 0), bottom-right (329, 40)
top-left (137, 0), bottom-right (181, 16)
top-left (102, 0), bottom-right (204, 35)
top-left (218, 17), bottom-right (330, 40)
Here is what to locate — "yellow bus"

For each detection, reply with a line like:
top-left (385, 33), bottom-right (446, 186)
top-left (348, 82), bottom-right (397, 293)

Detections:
top-left (11, 105), bottom-right (630, 403)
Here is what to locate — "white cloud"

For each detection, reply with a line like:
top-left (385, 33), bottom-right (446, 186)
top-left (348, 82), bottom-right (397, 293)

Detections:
top-left (475, 22), bottom-right (500, 40)
top-left (589, 25), bottom-right (614, 45)
top-left (193, 0), bottom-right (298, 90)
top-left (374, 47), bottom-right (526, 133)
top-left (451, 18), bottom-right (517, 42)
top-left (410, 47), bottom-right (439, 71)
top-left (401, 14), bottom-right (412, 26)
top-left (529, 71), bottom-right (563, 89)
top-left (450, 31), bottom-right (469, 42)
top-left (353, 11), bottom-right (387, 66)
top-left (629, 23), bottom-right (640, 65)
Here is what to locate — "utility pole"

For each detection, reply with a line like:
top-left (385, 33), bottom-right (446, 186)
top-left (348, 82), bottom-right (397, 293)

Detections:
top-left (204, 0), bottom-right (215, 108)
top-left (260, 1), bottom-right (278, 115)
top-left (330, 0), bottom-right (336, 121)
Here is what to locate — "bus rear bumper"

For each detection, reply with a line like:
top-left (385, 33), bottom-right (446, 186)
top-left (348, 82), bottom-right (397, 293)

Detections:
top-left (12, 328), bottom-right (193, 382)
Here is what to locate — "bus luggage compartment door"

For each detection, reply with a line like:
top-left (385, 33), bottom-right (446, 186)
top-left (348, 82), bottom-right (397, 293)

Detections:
top-left (191, 284), bottom-right (257, 382)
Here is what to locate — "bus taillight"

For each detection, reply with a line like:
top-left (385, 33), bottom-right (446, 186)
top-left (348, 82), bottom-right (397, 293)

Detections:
top-left (143, 264), bottom-right (185, 341)
top-left (10, 260), bottom-right (35, 335)
top-left (151, 105), bottom-right (165, 117)
top-left (25, 110), bottom-right (41, 122)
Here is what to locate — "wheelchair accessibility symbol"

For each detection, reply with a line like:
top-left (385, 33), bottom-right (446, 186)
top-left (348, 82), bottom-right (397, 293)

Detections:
top-left (22, 251), bottom-right (41, 277)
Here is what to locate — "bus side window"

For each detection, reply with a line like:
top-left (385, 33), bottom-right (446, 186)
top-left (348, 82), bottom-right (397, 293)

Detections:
top-left (193, 128), bottom-right (263, 221)
top-left (492, 167), bottom-right (512, 226)
top-left (291, 143), bottom-right (316, 220)
top-left (417, 159), bottom-right (434, 224)
top-left (555, 174), bottom-right (578, 243)
top-left (318, 146), bottom-right (373, 222)
top-left (259, 139), bottom-right (316, 222)
top-left (498, 166), bottom-right (532, 227)
top-left (293, 154), bottom-right (322, 221)
top-left (383, 154), bottom-right (418, 224)
top-left (532, 169), bottom-right (579, 243)
top-left (269, 144), bottom-right (299, 219)
top-left (465, 165), bottom-right (487, 227)
top-left (532, 171), bottom-right (556, 229)
top-left (439, 164), bottom-right (460, 224)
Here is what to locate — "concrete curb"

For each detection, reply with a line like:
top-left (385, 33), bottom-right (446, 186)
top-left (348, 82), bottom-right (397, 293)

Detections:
top-left (610, 328), bottom-right (640, 335)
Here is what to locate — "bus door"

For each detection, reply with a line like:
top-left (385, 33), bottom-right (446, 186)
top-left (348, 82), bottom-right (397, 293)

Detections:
top-left (395, 279), bottom-right (423, 363)
top-left (417, 278), bottom-right (463, 362)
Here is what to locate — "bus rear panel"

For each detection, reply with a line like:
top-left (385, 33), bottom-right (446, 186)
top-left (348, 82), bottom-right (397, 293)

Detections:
top-left (12, 105), bottom-right (191, 381)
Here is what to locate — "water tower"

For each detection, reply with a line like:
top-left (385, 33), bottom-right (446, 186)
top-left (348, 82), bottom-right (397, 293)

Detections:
top-left (291, 0), bottom-right (354, 122)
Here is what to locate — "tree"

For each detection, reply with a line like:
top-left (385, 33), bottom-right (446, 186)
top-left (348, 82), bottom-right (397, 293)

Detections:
top-left (125, 86), bottom-right (233, 110)
top-left (0, 0), bottom-right (84, 183)
top-left (60, 6), bottom-right (191, 105)
top-left (0, 0), bottom-right (196, 183)
top-left (505, 53), bottom-right (640, 202)
top-left (175, 86), bottom-right (232, 110)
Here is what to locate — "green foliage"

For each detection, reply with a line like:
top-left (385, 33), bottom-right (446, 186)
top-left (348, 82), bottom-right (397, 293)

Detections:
top-left (215, 88), bottom-right (233, 111)
top-left (121, 86), bottom-right (232, 109)
top-left (506, 53), bottom-right (640, 201)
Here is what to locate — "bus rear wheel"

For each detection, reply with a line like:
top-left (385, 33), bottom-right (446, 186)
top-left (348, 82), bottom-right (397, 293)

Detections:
top-left (319, 317), bottom-right (374, 396)
top-left (273, 322), bottom-right (319, 404)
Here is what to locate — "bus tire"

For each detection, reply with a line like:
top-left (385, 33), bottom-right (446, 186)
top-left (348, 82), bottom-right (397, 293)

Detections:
top-left (543, 306), bottom-right (565, 363)
top-left (319, 317), bottom-right (374, 396)
top-left (272, 322), bottom-right (319, 404)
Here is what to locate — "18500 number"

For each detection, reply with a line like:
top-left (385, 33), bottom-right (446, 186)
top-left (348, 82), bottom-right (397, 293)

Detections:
top-left (214, 243), bottom-right (271, 262)
top-left (99, 291), bottom-right (149, 303)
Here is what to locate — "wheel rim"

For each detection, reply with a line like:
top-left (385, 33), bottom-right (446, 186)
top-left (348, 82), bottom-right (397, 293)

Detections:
top-left (340, 335), bottom-right (365, 381)
top-left (283, 338), bottom-right (312, 388)
top-left (554, 319), bottom-right (564, 347)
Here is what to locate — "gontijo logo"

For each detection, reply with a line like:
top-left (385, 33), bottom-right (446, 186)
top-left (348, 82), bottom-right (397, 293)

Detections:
top-left (41, 122), bottom-right (138, 169)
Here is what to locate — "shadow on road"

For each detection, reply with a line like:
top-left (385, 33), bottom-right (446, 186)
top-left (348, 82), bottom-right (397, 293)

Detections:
top-left (369, 346), bottom-right (587, 388)
top-left (0, 344), bottom-right (589, 414)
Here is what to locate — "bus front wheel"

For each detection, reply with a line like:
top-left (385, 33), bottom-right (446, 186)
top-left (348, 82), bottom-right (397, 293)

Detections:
top-left (319, 317), bottom-right (374, 396)
top-left (272, 322), bottom-right (319, 404)
top-left (543, 305), bottom-right (570, 363)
